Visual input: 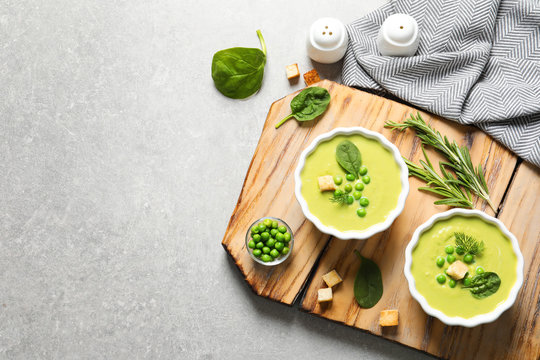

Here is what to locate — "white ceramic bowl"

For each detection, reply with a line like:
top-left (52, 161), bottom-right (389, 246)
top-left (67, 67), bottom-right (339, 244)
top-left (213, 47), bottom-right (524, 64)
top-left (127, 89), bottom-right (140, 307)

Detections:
top-left (294, 127), bottom-right (409, 240)
top-left (404, 209), bottom-right (524, 327)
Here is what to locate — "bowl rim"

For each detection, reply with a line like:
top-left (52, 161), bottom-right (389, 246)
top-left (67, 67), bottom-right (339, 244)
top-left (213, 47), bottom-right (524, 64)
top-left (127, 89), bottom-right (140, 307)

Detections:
top-left (403, 208), bottom-right (524, 327)
top-left (245, 216), bottom-right (294, 266)
top-left (294, 126), bottom-right (409, 240)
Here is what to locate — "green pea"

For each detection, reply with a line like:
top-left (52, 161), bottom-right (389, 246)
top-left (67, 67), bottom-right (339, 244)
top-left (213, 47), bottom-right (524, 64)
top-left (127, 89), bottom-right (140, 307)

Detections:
top-left (334, 189), bottom-right (343, 197)
top-left (252, 249), bottom-right (262, 257)
top-left (476, 266), bottom-right (485, 275)
top-left (346, 195), bottom-right (354, 205)
top-left (344, 184), bottom-right (352, 193)
top-left (445, 245), bottom-right (454, 254)
top-left (263, 219), bottom-right (272, 228)
top-left (266, 239), bottom-right (276, 248)
top-left (270, 249), bottom-right (280, 258)
top-left (278, 225), bottom-right (287, 234)
top-left (359, 166), bottom-right (368, 176)
top-left (346, 173), bottom-right (355, 181)
top-left (253, 234), bottom-right (261, 242)
top-left (261, 254), bottom-right (273, 262)
top-left (362, 175), bottom-right (371, 184)
top-left (281, 247), bottom-right (290, 255)
top-left (455, 246), bottom-right (465, 255)
top-left (353, 191), bottom-right (362, 200)
top-left (333, 175), bottom-right (343, 185)
top-left (275, 233), bottom-right (285, 242)
top-left (463, 278), bottom-right (472, 286)
top-left (251, 226), bottom-right (260, 234)
top-left (271, 221), bottom-right (279, 229)
top-left (436, 274), bottom-right (446, 284)
top-left (354, 182), bottom-right (364, 191)
top-left (248, 240), bottom-right (256, 249)
top-left (356, 208), bottom-right (367, 217)
top-left (463, 254), bottom-right (474, 264)
top-left (448, 279), bottom-right (457, 288)
top-left (359, 198), bottom-right (369, 207)
top-left (275, 242), bottom-right (284, 251)
top-left (256, 242), bottom-right (264, 249)
top-left (270, 229), bottom-right (278, 237)
top-left (447, 254), bottom-right (456, 264)
top-left (283, 233), bottom-right (291, 242)
top-left (436, 256), bottom-right (445, 267)
top-left (262, 246), bottom-right (271, 254)
top-left (257, 223), bottom-right (266, 232)
top-left (261, 232), bottom-right (270, 241)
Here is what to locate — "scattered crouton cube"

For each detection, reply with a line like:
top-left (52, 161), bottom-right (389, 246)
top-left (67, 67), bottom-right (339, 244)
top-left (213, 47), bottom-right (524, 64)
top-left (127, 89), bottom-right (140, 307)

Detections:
top-left (317, 288), bottom-right (333, 303)
top-left (322, 270), bottom-right (343, 288)
top-left (318, 175), bottom-right (336, 192)
top-left (446, 260), bottom-right (469, 280)
top-left (303, 69), bottom-right (321, 86)
top-left (380, 310), bottom-right (399, 327)
top-left (285, 64), bottom-right (300, 80)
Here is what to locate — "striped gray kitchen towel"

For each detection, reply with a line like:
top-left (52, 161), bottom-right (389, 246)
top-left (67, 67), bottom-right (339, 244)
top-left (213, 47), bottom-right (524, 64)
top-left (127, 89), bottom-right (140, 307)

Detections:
top-left (343, 0), bottom-right (540, 167)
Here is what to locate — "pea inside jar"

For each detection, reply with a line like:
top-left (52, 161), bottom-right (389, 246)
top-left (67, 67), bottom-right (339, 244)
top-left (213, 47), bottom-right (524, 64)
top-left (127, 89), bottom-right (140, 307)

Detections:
top-left (247, 218), bottom-right (293, 264)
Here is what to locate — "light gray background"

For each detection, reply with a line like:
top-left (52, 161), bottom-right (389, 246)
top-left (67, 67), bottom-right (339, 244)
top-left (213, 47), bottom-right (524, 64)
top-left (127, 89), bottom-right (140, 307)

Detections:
top-left (1, 1), bottom-right (431, 359)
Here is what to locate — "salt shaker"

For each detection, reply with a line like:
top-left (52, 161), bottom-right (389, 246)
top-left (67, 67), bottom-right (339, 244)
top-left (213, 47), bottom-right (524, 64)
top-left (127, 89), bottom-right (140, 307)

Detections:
top-left (377, 14), bottom-right (419, 56)
top-left (307, 18), bottom-right (349, 64)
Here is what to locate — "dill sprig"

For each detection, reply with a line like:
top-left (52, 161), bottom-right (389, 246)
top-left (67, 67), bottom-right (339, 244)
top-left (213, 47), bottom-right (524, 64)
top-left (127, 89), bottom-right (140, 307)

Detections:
top-left (454, 232), bottom-right (484, 255)
top-left (385, 113), bottom-right (495, 211)
top-left (405, 146), bottom-right (473, 208)
top-left (330, 192), bottom-right (349, 205)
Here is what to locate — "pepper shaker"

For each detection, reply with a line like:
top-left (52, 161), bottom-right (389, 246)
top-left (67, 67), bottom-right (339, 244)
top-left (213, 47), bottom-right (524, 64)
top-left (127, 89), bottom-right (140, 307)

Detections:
top-left (377, 14), bottom-right (419, 56)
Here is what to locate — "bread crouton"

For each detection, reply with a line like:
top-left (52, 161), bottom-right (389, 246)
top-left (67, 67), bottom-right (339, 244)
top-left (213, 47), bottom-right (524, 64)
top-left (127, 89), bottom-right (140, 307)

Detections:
top-left (380, 310), bottom-right (399, 327)
top-left (317, 287), bottom-right (333, 303)
top-left (318, 175), bottom-right (336, 192)
top-left (322, 270), bottom-right (343, 288)
top-left (286, 64), bottom-right (300, 80)
top-left (446, 260), bottom-right (469, 280)
top-left (303, 69), bottom-right (321, 86)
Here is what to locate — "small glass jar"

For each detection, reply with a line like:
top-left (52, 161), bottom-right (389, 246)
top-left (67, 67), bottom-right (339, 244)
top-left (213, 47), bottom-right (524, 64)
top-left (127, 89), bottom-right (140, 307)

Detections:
top-left (245, 217), bottom-right (294, 266)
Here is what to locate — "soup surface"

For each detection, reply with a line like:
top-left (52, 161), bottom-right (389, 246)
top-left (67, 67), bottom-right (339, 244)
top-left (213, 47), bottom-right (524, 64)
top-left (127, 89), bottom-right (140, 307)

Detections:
top-left (300, 134), bottom-right (402, 232)
top-left (411, 215), bottom-right (517, 318)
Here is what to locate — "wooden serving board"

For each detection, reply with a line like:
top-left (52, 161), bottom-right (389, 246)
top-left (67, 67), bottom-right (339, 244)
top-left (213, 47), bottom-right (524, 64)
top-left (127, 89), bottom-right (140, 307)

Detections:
top-left (221, 80), bottom-right (539, 359)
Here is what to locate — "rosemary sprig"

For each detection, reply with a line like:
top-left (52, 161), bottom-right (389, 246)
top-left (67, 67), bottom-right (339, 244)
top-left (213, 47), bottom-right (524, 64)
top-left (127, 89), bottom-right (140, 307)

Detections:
top-left (454, 232), bottom-right (484, 255)
top-left (405, 146), bottom-right (473, 208)
top-left (385, 113), bottom-right (495, 211)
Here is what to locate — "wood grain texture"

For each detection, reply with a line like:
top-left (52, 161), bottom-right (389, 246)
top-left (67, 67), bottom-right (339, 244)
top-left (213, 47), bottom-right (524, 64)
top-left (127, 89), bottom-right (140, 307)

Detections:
top-left (221, 80), bottom-right (537, 358)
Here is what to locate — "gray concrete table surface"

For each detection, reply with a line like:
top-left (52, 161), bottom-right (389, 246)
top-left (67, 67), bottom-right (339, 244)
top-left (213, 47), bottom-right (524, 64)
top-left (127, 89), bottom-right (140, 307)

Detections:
top-left (0, 1), bottom-right (431, 359)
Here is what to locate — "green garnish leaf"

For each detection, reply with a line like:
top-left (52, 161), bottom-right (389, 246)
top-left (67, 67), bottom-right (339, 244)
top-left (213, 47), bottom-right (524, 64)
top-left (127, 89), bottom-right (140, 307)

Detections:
top-left (385, 113), bottom-right (494, 211)
top-left (353, 250), bottom-right (383, 308)
top-left (454, 232), bottom-right (484, 255)
top-left (275, 87), bottom-right (330, 128)
top-left (211, 30), bottom-right (267, 99)
top-left (335, 140), bottom-right (362, 178)
top-left (462, 272), bottom-right (501, 299)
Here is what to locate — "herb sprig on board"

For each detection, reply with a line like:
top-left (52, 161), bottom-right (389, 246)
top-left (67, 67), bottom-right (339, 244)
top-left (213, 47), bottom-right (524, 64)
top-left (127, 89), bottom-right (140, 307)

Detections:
top-left (385, 113), bottom-right (494, 211)
top-left (405, 146), bottom-right (473, 208)
top-left (454, 232), bottom-right (484, 255)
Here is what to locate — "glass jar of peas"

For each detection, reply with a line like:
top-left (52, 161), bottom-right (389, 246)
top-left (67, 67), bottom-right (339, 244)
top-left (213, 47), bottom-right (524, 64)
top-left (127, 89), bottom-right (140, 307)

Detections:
top-left (245, 217), bottom-right (294, 266)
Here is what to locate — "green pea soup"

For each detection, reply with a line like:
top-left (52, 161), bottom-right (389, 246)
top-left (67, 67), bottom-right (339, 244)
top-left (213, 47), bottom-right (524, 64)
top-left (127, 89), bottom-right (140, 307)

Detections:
top-left (300, 134), bottom-right (402, 232)
top-left (411, 215), bottom-right (518, 318)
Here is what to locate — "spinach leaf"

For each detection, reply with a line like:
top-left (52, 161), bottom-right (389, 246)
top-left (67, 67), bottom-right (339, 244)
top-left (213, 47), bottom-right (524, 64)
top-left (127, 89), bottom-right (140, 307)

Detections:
top-left (336, 140), bottom-right (362, 178)
top-left (211, 30), bottom-right (267, 99)
top-left (353, 250), bottom-right (383, 308)
top-left (462, 272), bottom-right (501, 299)
top-left (274, 87), bottom-right (330, 128)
